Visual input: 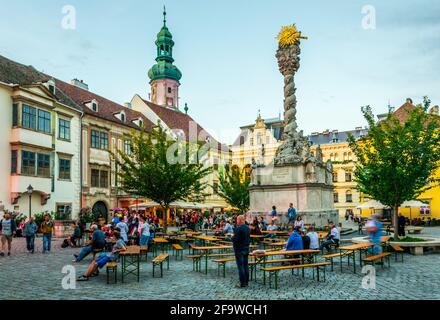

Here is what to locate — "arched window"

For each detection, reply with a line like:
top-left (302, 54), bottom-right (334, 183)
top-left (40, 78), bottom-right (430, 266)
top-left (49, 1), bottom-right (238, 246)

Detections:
top-left (346, 190), bottom-right (353, 203)
top-left (345, 170), bottom-right (352, 182)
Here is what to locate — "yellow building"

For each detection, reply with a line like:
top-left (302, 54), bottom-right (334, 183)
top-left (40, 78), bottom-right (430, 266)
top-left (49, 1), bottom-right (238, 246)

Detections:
top-left (308, 128), bottom-right (367, 218)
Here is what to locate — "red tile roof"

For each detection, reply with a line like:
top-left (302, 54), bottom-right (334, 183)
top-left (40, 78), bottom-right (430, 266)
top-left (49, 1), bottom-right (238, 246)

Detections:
top-left (393, 100), bottom-right (416, 124)
top-left (142, 98), bottom-right (230, 152)
top-left (55, 80), bottom-right (155, 131)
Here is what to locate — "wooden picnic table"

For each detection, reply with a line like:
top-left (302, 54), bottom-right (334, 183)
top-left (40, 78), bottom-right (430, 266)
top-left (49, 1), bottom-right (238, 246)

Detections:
top-left (192, 245), bottom-right (233, 274)
top-left (153, 237), bottom-right (170, 254)
top-left (261, 230), bottom-right (288, 235)
top-left (250, 249), bottom-right (321, 284)
top-left (120, 246), bottom-right (141, 283)
top-left (339, 243), bottom-right (373, 273)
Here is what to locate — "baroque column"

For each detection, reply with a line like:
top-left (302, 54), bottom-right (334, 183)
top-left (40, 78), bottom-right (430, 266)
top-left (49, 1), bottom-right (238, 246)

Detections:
top-left (274, 25), bottom-right (312, 166)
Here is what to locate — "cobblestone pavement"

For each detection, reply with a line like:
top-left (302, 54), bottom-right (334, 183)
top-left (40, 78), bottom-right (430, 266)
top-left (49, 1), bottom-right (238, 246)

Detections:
top-left (1, 228), bottom-right (440, 300)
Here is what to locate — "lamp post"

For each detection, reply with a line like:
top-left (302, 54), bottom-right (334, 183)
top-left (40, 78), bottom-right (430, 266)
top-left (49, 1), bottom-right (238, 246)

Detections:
top-left (27, 185), bottom-right (34, 219)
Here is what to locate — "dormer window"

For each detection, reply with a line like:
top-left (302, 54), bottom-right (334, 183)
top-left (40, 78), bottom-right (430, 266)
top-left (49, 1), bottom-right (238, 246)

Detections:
top-left (120, 113), bottom-right (125, 122)
top-left (132, 118), bottom-right (144, 128)
top-left (114, 111), bottom-right (126, 122)
top-left (87, 99), bottom-right (99, 112)
top-left (45, 79), bottom-right (56, 95)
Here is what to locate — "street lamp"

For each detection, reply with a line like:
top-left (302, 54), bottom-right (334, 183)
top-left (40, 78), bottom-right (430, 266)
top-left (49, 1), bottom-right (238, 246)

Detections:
top-left (27, 185), bottom-right (34, 219)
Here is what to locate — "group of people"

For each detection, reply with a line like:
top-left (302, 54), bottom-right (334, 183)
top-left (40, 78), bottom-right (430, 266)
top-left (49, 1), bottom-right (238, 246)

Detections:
top-left (0, 212), bottom-right (55, 256)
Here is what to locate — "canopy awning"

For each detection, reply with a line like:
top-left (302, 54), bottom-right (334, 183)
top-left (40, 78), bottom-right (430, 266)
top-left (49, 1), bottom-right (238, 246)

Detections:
top-left (129, 201), bottom-right (227, 210)
top-left (401, 200), bottom-right (429, 208)
top-left (356, 200), bottom-right (388, 210)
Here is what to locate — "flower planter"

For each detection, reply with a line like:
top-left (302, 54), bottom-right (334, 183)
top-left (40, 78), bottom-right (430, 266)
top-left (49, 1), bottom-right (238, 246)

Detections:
top-left (54, 220), bottom-right (75, 238)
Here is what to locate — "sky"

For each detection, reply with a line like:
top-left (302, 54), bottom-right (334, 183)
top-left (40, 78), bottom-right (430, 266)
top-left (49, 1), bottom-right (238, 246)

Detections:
top-left (0, 0), bottom-right (439, 144)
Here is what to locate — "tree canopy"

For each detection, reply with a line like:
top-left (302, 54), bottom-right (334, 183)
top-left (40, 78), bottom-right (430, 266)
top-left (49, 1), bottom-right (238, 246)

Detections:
top-left (114, 125), bottom-right (211, 226)
top-left (217, 166), bottom-right (250, 213)
top-left (348, 97), bottom-right (440, 237)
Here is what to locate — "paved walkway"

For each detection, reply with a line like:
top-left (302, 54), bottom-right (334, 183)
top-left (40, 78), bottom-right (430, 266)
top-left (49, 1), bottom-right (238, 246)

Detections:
top-left (1, 228), bottom-right (440, 300)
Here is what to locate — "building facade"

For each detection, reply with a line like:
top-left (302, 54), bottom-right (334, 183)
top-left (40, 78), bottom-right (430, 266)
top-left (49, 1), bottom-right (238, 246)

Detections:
top-left (0, 56), bottom-right (82, 219)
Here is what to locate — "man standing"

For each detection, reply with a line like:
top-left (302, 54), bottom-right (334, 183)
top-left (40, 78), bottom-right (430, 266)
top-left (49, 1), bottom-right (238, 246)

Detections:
top-left (287, 203), bottom-right (297, 225)
top-left (116, 218), bottom-right (129, 243)
top-left (0, 212), bottom-right (16, 256)
top-left (40, 214), bottom-right (54, 254)
top-left (397, 213), bottom-right (406, 237)
top-left (232, 215), bottom-right (250, 288)
top-left (24, 217), bottom-right (38, 253)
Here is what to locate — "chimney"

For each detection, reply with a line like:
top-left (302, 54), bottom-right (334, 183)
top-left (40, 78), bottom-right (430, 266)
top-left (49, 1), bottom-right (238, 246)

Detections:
top-left (406, 98), bottom-right (413, 104)
top-left (70, 79), bottom-right (89, 91)
top-left (124, 102), bottom-right (132, 109)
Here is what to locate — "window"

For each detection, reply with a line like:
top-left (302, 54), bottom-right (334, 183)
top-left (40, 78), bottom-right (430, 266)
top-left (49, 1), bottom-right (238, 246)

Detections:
top-left (56, 204), bottom-right (72, 220)
top-left (92, 102), bottom-right (98, 112)
top-left (38, 110), bottom-right (51, 133)
top-left (100, 170), bottom-right (109, 188)
top-left (59, 119), bottom-right (71, 140)
top-left (12, 103), bottom-right (18, 126)
top-left (333, 192), bottom-right (339, 203)
top-left (168, 87), bottom-right (172, 94)
top-left (91, 130), bottom-right (100, 148)
top-left (250, 138), bottom-right (254, 146)
top-left (332, 172), bottom-right (338, 183)
top-left (345, 171), bottom-right (352, 182)
top-left (100, 132), bottom-right (109, 150)
top-left (37, 153), bottom-right (50, 177)
top-left (120, 113), bottom-right (125, 122)
top-left (346, 191), bottom-right (353, 203)
top-left (124, 141), bottom-right (131, 155)
top-left (21, 151), bottom-right (36, 176)
top-left (11, 150), bottom-right (17, 174)
top-left (213, 163), bottom-right (219, 171)
top-left (22, 104), bottom-right (36, 130)
top-left (257, 133), bottom-right (263, 145)
top-left (59, 158), bottom-right (71, 180)
top-left (213, 180), bottom-right (219, 194)
top-left (91, 169), bottom-right (100, 187)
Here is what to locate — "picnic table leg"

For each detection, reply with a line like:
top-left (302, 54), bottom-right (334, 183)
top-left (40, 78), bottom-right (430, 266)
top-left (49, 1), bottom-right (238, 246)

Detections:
top-left (353, 250), bottom-right (356, 273)
top-left (121, 255), bottom-right (125, 283)
top-left (316, 266), bottom-right (320, 282)
top-left (205, 252), bottom-right (208, 274)
top-left (301, 255), bottom-right (305, 278)
top-left (263, 256), bottom-right (267, 285)
top-left (137, 255), bottom-right (140, 282)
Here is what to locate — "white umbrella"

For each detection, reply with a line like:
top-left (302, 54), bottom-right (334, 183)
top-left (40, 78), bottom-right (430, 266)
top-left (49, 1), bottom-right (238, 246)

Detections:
top-left (401, 200), bottom-right (429, 225)
top-left (129, 201), bottom-right (159, 209)
top-left (356, 199), bottom-right (388, 210)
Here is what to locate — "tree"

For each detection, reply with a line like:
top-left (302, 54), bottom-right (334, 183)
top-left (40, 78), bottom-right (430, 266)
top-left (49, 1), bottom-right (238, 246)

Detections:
top-left (114, 125), bottom-right (211, 228)
top-left (217, 166), bottom-right (250, 213)
top-left (348, 97), bottom-right (440, 238)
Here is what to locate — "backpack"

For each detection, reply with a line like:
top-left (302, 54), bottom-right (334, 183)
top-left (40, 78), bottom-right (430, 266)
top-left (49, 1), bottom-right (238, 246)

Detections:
top-left (61, 239), bottom-right (69, 248)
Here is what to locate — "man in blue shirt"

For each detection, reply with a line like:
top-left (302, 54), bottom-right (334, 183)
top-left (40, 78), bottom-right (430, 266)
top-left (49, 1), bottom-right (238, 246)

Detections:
top-left (285, 227), bottom-right (303, 251)
top-left (287, 203), bottom-right (297, 225)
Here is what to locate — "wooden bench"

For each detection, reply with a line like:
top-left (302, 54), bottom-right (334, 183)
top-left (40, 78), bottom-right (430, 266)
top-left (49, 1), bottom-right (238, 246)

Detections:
top-left (362, 253), bottom-right (392, 269)
top-left (172, 244), bottom-right (184, 260)
top-left (152, 254), bottom-right (170, 278)
top-left (208, 253), bottom-right (235, 258)
top-left (187, 254), bottom-right (202, 271)
top-left (389, 244), bottom-right (404, 262)
top-left (261, 262), bottom-right (330, 289)
top-left (212, 258), bottom-right (236, 277)
top-left (249, 258), bottom-right (300, 281)
top-left (106, 261), bottom-right (118, 284)
top-left (321, 250), bottom-right (354, 272)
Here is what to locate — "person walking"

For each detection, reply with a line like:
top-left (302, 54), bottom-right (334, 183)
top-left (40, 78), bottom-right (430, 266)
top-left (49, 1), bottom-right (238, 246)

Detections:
top-left (40, 214), bottom-right (54, 254)
top-left (116, 219), bottom-right (129, 243)
top-left (0, 212), bottom-right (17, 256)
top-left (24, 217), bottom-right (38, 253)
top-left (287, 203), bottom-right (297, 225)
top-left (232, 215), bottom-right (251, 288)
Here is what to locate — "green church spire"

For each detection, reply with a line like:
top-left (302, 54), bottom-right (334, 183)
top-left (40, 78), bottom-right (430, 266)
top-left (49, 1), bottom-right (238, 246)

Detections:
top-left (148, 7), bottom-right (182, 82)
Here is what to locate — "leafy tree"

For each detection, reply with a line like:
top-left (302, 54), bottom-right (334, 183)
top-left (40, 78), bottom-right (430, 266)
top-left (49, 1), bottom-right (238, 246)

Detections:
top-left (348, 97), bottom-right (440, 238)
top-left (114, 125), bottom-right (211, 228)
top-left (217, 166), bottom-right (251, 213)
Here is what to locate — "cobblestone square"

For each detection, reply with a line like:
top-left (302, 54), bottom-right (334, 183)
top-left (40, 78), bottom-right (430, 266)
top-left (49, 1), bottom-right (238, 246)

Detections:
top-left (1, 227), bottom-right (440, 300)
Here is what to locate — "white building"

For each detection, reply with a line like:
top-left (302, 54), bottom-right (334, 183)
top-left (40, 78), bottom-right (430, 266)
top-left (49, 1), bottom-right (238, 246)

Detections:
top-left (0, 55), bottom-right (82, 219)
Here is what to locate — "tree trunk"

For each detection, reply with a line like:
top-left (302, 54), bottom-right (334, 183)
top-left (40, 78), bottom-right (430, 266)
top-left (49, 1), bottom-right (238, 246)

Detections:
top-left (161, 205), bottom-right (168, 232)
top-left (393, 205), bottom-right (399, 240)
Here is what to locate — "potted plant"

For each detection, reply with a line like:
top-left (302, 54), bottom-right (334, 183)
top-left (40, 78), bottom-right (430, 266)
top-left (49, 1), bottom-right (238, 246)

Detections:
top-left (79, 207), bottom-right (94, 231)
